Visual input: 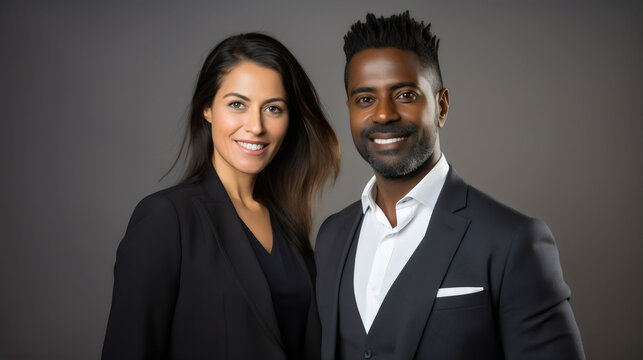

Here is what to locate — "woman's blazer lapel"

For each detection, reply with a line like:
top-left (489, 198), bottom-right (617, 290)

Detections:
top-left (197, 169), bottom-right (283, 348)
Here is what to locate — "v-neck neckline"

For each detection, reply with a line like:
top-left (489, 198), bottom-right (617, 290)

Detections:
top-left (240, 213), bottom-right (276, 256)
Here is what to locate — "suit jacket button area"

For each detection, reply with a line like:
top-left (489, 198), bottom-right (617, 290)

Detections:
top-left (363, 350), bottom-right (372, 359)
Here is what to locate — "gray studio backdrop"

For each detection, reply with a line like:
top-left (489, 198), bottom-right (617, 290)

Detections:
top-left (1, 0), bottom-right (642, 359)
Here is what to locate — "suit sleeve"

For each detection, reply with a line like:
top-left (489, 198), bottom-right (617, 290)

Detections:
top-left (499, 218), bottom-right (585, 359)
top-left (102, 194), bottom-right (181, 360)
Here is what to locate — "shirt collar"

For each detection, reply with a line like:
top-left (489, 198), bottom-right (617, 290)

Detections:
top-left (360, 154), bottom-right (450, 214)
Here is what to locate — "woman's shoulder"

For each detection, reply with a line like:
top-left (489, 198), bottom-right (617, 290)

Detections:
top-left (129, 180), bottom-right (208, 222)
top-left (150, 179), bottom-right (208, 203)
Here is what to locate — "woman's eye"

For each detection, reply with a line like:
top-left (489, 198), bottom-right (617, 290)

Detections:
top-left (397, 91), bottom-right (418, 102)
top-left (229, 101), bottom-right (245, 109)
top-left (266, 105), bottom-right (282, 113)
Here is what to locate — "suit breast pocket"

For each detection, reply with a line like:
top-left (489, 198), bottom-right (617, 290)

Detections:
top-left (433, 289), bottom-right (487, 311)
top-left (417, 288), bottom-right (502, 359)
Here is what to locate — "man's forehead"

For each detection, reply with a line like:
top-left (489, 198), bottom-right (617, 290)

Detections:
top-left (348, 47), bottom-right (419, 72)
top-left (346, 48), bottom-right (434, 93)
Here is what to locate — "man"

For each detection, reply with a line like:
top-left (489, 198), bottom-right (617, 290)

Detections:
top-left (315, 12), bottom-right (585, 359)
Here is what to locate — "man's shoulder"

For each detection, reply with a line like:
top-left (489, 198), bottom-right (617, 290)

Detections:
top-left (448, 179), bottom-right (556, 266)
top-left (319, 200), bottom-right (362, 231)
top-left (459, 180), bottom-right (547, 239)
top-left (444, 168), bottom-right (531, 224)
top-left (314, 200), bottom-right (362, 253)
top-left (466, 185), bottom-right (528, 219)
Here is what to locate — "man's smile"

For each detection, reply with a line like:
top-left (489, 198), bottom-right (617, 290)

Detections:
top-left (372, 136), bottom-right (407, 144)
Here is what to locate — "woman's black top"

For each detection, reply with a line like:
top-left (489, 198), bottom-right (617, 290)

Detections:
top-left (241, 215), bottom-right (311, 360)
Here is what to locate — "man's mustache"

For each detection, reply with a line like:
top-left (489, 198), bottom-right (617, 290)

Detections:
top-left (361, 124), bottom-right (417, 139)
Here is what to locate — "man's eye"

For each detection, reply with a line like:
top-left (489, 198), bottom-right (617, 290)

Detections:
top-left (266, 105), bottom-right (282, 113)
top-left (397, 92), bottom-right (417, 102)
top-left (357, 97), bottom-right (373, 104)
top-left (229, 101), bottom-right (245, 109)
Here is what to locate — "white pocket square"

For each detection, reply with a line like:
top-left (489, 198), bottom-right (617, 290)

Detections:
top-left (436, 287), bottom-right (484, 298)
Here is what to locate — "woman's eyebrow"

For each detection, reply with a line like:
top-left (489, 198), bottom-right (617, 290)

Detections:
top-left (223, 92), bottom-right (250, 101)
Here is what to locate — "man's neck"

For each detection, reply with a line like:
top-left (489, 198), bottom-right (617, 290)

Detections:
top-left (374, 151), bottom-right (441, 227)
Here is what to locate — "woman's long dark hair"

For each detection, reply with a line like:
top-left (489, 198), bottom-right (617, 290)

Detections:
top-left (171, 33), bottom-right (340, 254)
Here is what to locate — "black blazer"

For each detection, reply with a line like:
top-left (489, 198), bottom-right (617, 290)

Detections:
top-left (102, 169), bottom-right (321, 359)
top-left (315, 167), bottom-right (584, 360)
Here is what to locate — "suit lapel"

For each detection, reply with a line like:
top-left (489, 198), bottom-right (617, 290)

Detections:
top-left (367, 168), bottom-right (471, 359)
top-left (326, 204), bottom-right (364, 360)
top-left (198, 169), bottom-right (283, 348)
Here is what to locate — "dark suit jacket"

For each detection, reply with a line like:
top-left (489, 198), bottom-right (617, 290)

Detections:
top-left (102, 169), bottom-right (321, 359)
top-left (315, 167), bottom-right (584, 360)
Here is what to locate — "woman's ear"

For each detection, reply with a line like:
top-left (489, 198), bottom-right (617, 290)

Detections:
top-left (203, 106), bottom-right (213, 124)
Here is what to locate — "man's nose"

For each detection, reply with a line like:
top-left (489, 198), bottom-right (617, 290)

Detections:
top-left (373, 98), bottom-right (400, 124)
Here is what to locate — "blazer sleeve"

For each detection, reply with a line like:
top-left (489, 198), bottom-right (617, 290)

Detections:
top-left (499, 218), bottom-right (585, 359)
top-left (102, 194), bottom-right (181, 360)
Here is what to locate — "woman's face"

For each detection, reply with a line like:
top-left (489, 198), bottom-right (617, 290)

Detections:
top-left (203, 61), bottom-right (289, 176)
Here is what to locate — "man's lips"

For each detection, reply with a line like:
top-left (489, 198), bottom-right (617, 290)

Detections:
top-left (369, 133), bottom-right (408, 145)
top-left (372, 136), bottom-right (407, 144)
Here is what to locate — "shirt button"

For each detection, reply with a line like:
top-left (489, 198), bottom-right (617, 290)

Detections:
top-left (364, 350), bottom-right (372, 359)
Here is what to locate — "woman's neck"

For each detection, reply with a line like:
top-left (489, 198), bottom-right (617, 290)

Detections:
top-left (212, 155), bottom-right (258, 208)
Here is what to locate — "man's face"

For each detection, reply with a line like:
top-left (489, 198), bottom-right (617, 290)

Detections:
top-left (345, 47), bottom-right (447, 178)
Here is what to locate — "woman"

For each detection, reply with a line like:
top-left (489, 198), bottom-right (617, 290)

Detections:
top-left (102, 33), bottom-right (340, 359)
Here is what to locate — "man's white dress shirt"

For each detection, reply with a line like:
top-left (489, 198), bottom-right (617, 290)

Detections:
top-left (354, 154), bottom-right (449, 332)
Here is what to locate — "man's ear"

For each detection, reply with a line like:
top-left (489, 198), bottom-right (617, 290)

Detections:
top-left (437, 88), bottom-right (450, 128)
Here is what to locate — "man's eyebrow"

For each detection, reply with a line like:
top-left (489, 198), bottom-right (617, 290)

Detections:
top-left (349, 82), bottom-right (419, 97)
top-left (223, 92), bottom-right (250, 101)
top-left (390, 82), bottom-right (419, 91)
top-left (349, 87), bottom-right (374, 97)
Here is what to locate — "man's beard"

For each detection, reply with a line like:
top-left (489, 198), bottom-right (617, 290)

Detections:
top-left (357, 123), bottom-right (436, 178)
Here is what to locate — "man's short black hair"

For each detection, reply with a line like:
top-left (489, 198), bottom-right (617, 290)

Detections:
top-left (343, 11), bottom-right (443, 93)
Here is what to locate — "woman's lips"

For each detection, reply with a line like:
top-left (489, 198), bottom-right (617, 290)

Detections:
top-left (236, 140), bottom-right (266, 151)
top-left (235, 140), bottom-right (268, 155)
